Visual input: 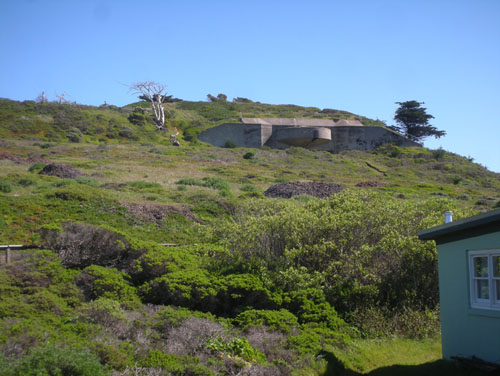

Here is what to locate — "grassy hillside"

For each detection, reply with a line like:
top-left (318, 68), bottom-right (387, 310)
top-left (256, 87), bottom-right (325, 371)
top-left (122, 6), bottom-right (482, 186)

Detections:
top-left (0, 99), bottom-right (499, 375)
top-left (0, 98), bottom-right (385, 144)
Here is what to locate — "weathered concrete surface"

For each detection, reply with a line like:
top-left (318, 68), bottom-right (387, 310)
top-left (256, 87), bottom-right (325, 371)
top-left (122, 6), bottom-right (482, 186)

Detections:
top-left (198, 121), bottom-right (419, 152)
top-left (317, 126), bottom-right (419, 153)
top-left (198, 123), bottom-right (270, 148)
top-left (274, 127), bottom-right (331, 147)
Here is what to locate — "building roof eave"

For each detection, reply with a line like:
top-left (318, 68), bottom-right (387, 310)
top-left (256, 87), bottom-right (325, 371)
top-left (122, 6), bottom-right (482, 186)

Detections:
top-left (418, 209), bottom-right (500, 241)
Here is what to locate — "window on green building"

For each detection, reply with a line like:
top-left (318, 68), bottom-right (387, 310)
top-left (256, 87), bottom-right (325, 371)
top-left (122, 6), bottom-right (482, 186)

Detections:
top-left (470, 250), bottom-right (500, 309)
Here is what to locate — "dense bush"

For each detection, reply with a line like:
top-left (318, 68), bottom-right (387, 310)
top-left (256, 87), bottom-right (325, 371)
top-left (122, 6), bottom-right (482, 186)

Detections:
top-left (127, 110), bottom-right (150, 127)
top-left (218, 190), bottom-right (470, 314)
top-left (206, 337), bottom-right (265, 363)
top-left (140, 272), bottom-right (277, 316)
top-left (243, 151), bottom-right (256, 160)
top-left (76, 265), bottom-right (139, 304)
top-left (38, 222), bottom-right (144, 270)
top-left (139, 350), bottom-right (214, 375)
top-left (183, 127), bottom-right (201, 142)
top-left (235, 309), bottom-right (299, 333)
top-left (0, 346), bottom-right (109, 376)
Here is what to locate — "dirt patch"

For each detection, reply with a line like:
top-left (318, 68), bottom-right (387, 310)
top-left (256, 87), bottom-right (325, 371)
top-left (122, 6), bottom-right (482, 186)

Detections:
top-left (0, 153), bottom-right (50, 164)
top-left (39, 163), bottom-right (85, 179)
top-left (122, 202), bottom-right (204, 225)
top-left (355, 181), bottom-right (388, 187)
top-left (264, 181), bottom-right (343, 199)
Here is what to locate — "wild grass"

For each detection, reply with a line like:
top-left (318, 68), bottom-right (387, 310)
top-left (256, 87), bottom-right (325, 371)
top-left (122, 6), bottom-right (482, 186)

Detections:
top-left (335, 337), bottom-right (442, 373)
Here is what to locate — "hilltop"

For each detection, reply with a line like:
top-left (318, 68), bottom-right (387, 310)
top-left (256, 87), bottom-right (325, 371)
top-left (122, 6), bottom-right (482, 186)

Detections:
top-left (0, 98), bottom-right (499, 375)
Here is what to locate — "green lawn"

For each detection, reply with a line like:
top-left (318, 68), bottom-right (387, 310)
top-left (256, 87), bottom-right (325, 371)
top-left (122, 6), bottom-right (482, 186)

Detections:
top-left (313, 337), bottom-right (492, 376)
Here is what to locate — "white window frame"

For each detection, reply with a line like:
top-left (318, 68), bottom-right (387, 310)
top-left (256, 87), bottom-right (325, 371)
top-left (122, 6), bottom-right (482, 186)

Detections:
top-left (469, 250), bottom-right (500, 310)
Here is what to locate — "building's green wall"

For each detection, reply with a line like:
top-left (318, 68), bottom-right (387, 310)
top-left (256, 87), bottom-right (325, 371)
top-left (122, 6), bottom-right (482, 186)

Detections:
top-left (438, 230), bottom-right (500, 364)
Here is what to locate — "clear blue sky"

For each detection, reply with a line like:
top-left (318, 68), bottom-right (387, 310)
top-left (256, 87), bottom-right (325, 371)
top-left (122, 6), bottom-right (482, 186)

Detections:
top-left (1, 0), bottom-right (499, 172)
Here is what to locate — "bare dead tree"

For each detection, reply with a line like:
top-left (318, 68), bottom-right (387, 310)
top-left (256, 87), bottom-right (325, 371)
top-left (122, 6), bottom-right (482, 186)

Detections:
top-left (55, 92), bottom-right (69, 104)
top-left (129, 81), bottom-right (169, 131)
top-left (36, 91), bottom-right (48, 104)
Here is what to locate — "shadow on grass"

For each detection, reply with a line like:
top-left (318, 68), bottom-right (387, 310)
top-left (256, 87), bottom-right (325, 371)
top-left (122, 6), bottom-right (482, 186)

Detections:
top-left (320, 351), bottom-right (500, 376)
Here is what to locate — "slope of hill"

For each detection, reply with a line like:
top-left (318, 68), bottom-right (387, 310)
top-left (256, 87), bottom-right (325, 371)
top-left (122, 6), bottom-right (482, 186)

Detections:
top-left (0, 98), bottom-right (499, 375)
top-left (0, 98), bottom-right (385, 144)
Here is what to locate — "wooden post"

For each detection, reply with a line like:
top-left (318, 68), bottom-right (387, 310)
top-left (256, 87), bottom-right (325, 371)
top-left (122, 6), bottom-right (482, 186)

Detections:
top-left (5, 246), bottom-right (10, 264)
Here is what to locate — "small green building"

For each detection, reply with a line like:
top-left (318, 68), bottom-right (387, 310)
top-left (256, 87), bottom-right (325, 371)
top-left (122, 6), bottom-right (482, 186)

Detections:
top-left (419, 209), bottom-right (500, 364)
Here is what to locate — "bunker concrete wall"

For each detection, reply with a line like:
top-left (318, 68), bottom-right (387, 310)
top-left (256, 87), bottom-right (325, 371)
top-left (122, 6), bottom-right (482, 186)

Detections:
top-left (315, 126), bottom-right (419, 153)
top-left (199, 123), bottom-right (419, 152)
top-left (198, 123), bottom-right (265, 148)
top-left (273, 127), bottom-right (331, 147)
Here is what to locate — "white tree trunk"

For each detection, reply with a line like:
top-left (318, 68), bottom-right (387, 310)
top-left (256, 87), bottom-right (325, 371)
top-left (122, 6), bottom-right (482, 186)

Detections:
top-left (129, 82), bottom-right (168, 131)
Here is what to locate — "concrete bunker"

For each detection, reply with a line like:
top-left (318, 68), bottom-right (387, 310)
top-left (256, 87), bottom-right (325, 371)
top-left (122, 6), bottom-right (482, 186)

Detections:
top-left (198, 117), bottom-right (419, 153)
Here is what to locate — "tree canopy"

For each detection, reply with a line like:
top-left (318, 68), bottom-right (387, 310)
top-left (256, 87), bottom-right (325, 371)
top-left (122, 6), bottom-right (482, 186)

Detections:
top-left (391, 100), bottom-right (445, 143)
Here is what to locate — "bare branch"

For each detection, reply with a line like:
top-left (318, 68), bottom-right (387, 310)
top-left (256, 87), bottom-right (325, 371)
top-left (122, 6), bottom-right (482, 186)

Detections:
top-left (128, 81), bottom-right (168, 132)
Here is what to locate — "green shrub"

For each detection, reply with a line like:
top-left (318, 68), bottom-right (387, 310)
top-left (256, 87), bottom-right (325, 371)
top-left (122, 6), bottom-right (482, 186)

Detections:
top-left (68, 128), bottom-right (83, 143)
top-left (274, 177), bottom-right (289, 183)
top-left (18, 178), bottom-right (36, 187)
top-left (240, 184), bottom-right (258, 193)
top-left (46, 185), bottom-right (105, 202)
top-left (220, 274), bottom-right (278, 315)
top-left (175, 177), bottom-right (231, 195)
top-left (432, 148), bottom-right (446, 160)
top-left (76, 265), bottom-right (140, 304)
top-left (238, 192), bottom-right (264, 199)
top-left (176, 177), bottom-right (202, 186)
top-left (235, 309), bottom-right (299, 333)
top-left (206, 337), bottom-right (265, 363)
top-left (348, 306), bottom-right (440, 339)
top-left (139, 269), bottom-right (221, 311)
top-left (28, 162), bottom-right (46, 172)
top-left (221, 190), bottom-right (467, 314)
top-left (1, 346), bottom-right (109, 376)
top-left (287, 325), bottom-right (350, 355)
top-left (128, 181), bottom-right (162, 190)
top-left (154, 306), bottom-right (217, 328)
top-left (118, 127), bottom-right (139, 140)
top-left (377, 144), bottom-right (402, 158)
top-left (224, 140), bottom-right (236, 148)
top-left (218, 188), bottom-right (232, 198)
top-left (89, 342), bottom-right (132, 371)
top-left (202, 177), bottom-right (230, 191)
top-left (0, 180), bottom-right (12, 193)
top-left (140, 272), bottom-right (277, 316)
top-left (140, 350), bottom-right (214, 375)
top-left (50, 179), bottom-right (75, 188)
top-left (284, 288), bottom-right (345, 331)
top-left (75, 177), bottom-right (99, 187)
top-left (183, 127), bottom-right (201, 142)
top-left (127, 111), bottom-right (149, 127)
top-left (243, 151), bottom-right (256, 160)
top-left (79, 298), bottom-right (126, 325)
